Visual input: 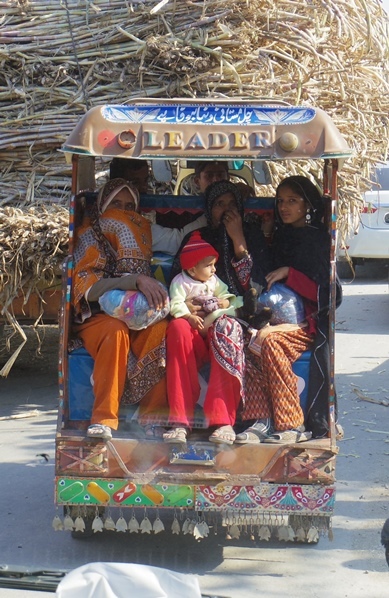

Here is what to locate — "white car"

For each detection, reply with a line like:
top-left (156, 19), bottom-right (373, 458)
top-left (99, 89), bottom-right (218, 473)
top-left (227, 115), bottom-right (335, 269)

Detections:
top-left (337, 162), bottom-right (389, 276)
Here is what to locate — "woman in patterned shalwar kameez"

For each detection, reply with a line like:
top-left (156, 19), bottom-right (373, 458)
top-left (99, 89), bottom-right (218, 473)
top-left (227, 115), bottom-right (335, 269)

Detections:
top-left (72, 178), bottom-right (169, 440)
top-left (237, 176), bottom-right (341, 444)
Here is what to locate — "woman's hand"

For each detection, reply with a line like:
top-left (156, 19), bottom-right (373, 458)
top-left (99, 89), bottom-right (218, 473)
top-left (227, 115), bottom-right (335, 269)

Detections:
top-left (136, 274), bottom-right (168, 310)
top-left (222, 209), bottom-right (244, 240)
top-left (222, 209), bottom-right (249, 259)
top-left (218, 298), bottom-right (230, 309)
top-left (265, 267), bottom-right (289, 289)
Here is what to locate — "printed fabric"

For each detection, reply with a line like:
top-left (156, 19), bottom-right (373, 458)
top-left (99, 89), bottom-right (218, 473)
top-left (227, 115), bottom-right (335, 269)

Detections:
top-left (72, 206), bottom-right (166, 408)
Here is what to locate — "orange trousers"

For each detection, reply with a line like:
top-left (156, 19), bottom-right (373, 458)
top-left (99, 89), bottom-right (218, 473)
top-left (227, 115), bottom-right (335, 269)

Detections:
top-left (75, 313), bottom-right (167, 428)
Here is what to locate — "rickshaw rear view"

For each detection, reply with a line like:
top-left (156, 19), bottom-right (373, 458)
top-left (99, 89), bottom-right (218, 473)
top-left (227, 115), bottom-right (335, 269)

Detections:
top-left (53, 98), bottom-right (351, 542)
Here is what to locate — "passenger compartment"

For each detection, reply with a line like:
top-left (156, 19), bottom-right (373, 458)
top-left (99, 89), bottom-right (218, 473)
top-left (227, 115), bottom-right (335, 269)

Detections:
top-left (64, 194), bottom-right (311, 429)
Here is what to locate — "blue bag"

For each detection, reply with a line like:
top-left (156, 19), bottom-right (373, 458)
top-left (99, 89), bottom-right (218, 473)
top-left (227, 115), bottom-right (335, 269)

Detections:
top-left (99, 284), bottom-right (170, 330)
top-left (258, 283), bottom-right (305, 325)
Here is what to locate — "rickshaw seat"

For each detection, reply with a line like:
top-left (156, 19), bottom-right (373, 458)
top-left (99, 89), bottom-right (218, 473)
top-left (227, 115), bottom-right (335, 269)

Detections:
top-left (67, 346), bottom-right (312, 421)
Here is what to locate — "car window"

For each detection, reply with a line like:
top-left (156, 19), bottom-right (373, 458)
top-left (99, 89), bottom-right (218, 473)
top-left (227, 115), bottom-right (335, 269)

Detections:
top-left (372, 164), bottom-right (389, 190)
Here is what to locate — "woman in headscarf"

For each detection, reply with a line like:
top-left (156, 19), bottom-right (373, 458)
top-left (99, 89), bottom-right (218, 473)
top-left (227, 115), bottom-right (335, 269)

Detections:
top-left (163, 180), bottom-right (271, 445)
top-left (236, 175), bottom-right (341, 444)
top-left (72, 178), bottom-right (169, 440)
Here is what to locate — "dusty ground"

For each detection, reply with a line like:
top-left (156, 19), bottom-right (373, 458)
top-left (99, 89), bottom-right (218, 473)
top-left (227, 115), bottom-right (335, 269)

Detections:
top-left (0, 264), bottom-right (388, 598)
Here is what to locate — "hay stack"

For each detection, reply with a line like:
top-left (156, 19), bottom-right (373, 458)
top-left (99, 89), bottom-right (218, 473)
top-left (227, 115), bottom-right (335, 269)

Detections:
top-left (1, 0), bottom-right (389, 367)
top-left (1, 0), bottom-right (388, 203)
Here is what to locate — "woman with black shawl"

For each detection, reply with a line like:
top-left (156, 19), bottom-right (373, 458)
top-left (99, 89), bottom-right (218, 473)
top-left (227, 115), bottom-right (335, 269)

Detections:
top-left (163, 180), bottom-right (270, 445)
top-left (236, 175), bottom-right (341, 444)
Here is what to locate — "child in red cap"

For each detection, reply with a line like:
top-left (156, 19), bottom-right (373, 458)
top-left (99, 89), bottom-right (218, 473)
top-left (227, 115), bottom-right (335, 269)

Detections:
top-left (169, 231), bottom-right (243, 334)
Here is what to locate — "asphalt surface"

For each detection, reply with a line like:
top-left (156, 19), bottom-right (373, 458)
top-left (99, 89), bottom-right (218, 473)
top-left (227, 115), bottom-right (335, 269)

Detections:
top-left (0, 262), bottom-right (388, 597)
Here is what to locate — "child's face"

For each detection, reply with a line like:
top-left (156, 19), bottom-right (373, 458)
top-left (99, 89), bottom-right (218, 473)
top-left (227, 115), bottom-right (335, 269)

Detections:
top-left (188, 256), bottom-right (217, 282)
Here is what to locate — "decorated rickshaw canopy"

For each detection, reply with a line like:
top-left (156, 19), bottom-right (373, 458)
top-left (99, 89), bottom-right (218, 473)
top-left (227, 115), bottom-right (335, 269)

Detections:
top-left (62, 99), bottom-right (352, 164)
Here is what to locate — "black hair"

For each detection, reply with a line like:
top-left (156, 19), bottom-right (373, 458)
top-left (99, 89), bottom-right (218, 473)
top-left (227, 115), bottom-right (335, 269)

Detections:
top-left (109, 158), bottom-right (148, 179)
top-left (193, 160), bottom-right (229, 176)
top-left (276, 175), bottom-right (324, 226)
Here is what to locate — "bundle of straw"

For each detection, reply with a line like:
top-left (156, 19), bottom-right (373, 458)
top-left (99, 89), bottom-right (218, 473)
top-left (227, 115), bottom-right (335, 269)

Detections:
top-left (1, 0), bottom-right (388, 203)
top-left (1, 0), bottom-right (389, 367)
top-left (0, 203), bottom-right (68, 373)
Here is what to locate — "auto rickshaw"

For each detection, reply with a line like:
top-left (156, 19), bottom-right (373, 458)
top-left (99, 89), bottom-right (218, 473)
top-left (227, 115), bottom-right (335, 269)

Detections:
top-left (53, 98), bottom-right (352, 542)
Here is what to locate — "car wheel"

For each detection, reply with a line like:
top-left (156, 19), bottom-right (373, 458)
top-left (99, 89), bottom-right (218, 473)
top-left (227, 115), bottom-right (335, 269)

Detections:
top-left (336, 259), bottom-right (354, 280)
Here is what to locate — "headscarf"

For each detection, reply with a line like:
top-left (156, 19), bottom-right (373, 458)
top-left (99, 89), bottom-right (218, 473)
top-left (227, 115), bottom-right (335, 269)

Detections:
top-left (97, 178), bottom-right (139, 214)
top-left (204, 179), bottom-right (244, 225)
top-left (272, 176), bottom-right (330, 285)
top-left (275, 175), bottom-right (324, 227)
top-left (203, 181), bottom-right (245, 294)
top-left (90, 178), bottom-right (140, 275)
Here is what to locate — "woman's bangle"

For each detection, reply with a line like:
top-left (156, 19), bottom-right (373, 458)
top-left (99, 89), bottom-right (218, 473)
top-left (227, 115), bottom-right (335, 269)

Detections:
top-left (264, 232), bottom-right (272, 238)
top-left (237, 249), bottom-right (250, 259)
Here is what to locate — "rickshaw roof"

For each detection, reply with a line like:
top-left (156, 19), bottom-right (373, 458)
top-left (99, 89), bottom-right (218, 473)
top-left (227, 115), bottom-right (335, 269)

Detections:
top-left (62, 98), bottom-right (352, 164)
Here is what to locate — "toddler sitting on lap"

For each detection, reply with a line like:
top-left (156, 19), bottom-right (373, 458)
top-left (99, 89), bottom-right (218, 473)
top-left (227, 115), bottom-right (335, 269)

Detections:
top-left (169, 231), bottom-right (243, 335)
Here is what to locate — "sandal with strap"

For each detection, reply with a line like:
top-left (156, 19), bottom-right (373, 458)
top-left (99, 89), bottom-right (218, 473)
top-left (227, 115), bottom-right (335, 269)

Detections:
top-left (263, 426), bottom-right (312, 445)
top-left (235, 418), bottom-right (274, 444)
top-left (87, 423), bottom-right (112, 440)
top-left (209, 425), bottom-right (236, 445)
top-left (163, 427), bottom-right (187, 444)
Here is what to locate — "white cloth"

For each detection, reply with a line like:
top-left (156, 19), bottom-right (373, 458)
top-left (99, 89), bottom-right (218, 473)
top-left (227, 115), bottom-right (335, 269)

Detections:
top-left (151, 214), bottom-right (207, 255)
top-left (56, 562), bottom-right (202, 598)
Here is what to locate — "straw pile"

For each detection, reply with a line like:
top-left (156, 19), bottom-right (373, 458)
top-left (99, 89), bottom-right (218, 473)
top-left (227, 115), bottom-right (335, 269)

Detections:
top-left (0, 204), bottom-right (68, 374)
top-left (1, 0), bottom-right (389, 368)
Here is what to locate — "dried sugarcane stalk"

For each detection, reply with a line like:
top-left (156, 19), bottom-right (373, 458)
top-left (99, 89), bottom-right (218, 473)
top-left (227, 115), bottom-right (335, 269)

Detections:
top-left (0, 0), bottom-right (389, 368)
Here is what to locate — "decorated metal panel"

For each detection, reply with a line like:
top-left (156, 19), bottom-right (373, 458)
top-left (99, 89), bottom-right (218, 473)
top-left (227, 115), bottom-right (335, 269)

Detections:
top-left (62, 100), bottom-right (352, 161)
top-left (56, 441), bottom-right (108, 475)
top-left (56, 477), bottom-right (334, 516)
top-left (55, 436), bottom-right (336, 485)
top-left (195, 483), bottom-right (335, 515)
top-left (56, 478), bottom-right (195, 508)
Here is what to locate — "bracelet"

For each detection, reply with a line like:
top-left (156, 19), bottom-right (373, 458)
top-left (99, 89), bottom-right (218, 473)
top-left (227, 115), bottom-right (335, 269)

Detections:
top-left (264, 233), bottom-right (272, 238)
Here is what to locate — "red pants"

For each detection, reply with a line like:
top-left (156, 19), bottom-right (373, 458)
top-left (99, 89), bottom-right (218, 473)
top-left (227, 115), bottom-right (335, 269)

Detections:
top-left (166, 318), bottom-right (241, 427)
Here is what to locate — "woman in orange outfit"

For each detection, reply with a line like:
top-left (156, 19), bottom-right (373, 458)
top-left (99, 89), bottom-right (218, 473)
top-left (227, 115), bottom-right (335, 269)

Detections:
top-left (72, 178), bottom-right (169, 440)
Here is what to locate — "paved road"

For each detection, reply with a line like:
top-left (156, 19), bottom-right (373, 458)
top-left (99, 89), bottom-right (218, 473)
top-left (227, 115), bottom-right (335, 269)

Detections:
top-left (0, 264), bottom-right (388, 597)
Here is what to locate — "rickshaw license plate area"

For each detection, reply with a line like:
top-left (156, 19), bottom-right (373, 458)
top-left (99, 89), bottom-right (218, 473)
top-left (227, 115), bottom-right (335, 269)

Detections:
top-left (55, 436), bottom-right (337, 504)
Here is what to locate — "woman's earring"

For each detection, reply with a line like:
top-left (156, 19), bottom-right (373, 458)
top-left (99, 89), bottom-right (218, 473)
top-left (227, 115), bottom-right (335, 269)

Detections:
top-left (305, 208), bottom-right (311, 224)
